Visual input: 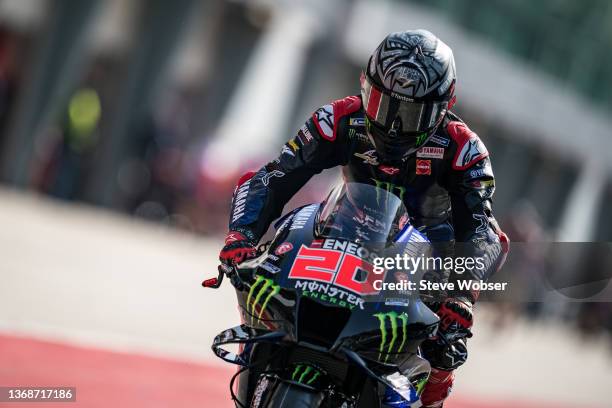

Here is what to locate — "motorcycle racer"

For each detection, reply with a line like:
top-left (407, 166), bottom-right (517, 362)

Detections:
top-left (219, 29), bottom-right (508, 407)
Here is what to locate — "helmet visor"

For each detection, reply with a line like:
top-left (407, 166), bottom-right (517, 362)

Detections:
top-left (361, 75), bottom-right (447, 133)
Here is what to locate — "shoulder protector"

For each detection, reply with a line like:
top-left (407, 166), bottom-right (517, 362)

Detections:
top-left (312, 95), bottom-right (362, 141)
top-left (446, 120), bottom-right (489, 170)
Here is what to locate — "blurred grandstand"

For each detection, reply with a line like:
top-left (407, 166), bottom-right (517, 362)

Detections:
top-left (0, 0), bottom-right (611, 407)
top-left (1, 0), bottom-right (612, 236)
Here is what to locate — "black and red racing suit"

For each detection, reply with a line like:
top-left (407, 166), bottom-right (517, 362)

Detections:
top-left (227, 95), bottom-right (508, 406)
top-left (229, 95), bottom-right (505, 283)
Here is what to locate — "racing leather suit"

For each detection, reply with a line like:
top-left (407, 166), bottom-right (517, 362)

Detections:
top-left (227, 95), bottom-right (506, 406)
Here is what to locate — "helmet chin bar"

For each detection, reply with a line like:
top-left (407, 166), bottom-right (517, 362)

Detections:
top-left (368, 128), bottom-right (423, 163)
top-left (365, 115), bottom-right (443, 163)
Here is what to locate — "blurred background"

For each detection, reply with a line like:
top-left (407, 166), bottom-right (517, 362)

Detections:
top-left (0, 0), bottom-right (611, 407)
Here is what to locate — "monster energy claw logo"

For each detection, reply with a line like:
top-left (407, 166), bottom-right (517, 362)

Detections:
top-left (291, 364), bottom-right (322, 385)
top-left (415, 132), bottom-right (428, 147)
top-left (413, 374), bottom-right (429, 395)
top-left (372, 179), bottom-right (406, 202)
top-left (374, 311), bottom-right (409, 362)
top-left (247, 275), bottom-right (280, 323)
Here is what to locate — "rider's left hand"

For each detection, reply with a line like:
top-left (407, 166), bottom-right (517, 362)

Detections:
top-left (422, 297), bottom-right (474, 371)
top-left (436, 296), bottom-right (473, 341)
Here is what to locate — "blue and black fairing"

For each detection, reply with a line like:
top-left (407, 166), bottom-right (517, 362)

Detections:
top-left (214, 183), bottom-right (440, 406)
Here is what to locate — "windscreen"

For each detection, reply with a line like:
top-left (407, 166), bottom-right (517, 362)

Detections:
top-left (316, 182), bottom-right (408, 244)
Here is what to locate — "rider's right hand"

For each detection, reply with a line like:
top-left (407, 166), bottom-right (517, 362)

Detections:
top-left (219, 231), bottom-right (257, 266)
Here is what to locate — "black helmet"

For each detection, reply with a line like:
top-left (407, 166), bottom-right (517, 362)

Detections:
top-left (361, 30), bottom-right (456, 161)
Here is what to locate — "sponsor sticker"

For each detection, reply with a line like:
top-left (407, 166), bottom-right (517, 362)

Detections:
top-left (281, 145), bottom-right (295, 157)
top-left (430, 135), bottom-right (450, 147)
top-left (294, 279), bottom-right (365, 310)
top-left (454, 138), bottom-right (488, 170)
top-left (349, 117), bottom-right (366, 126)
top-left (349, 128), bottom-right (369, 142)
top-left (275, 242), bottom-right (294, 255)
top-left (415, 159), bottom-right (431, 175)
top-left (417, 146), bottom-right (444, 159)
top-left (299, 125), bottom-right (313, 142)
top-left (384, 298), bottom-right (410, 307)
top-left (260, 262), bottom-right (281, 274)
top-left (373, 311), bottom-right (409, 362)
top-left (415, 132), bottom-right (428, 147)
top-left (247, 275), bottom-right (280, 322)
top-left (289, 204), bottom-right (318, 230)
top-left (467, 163), bottom-right (493, 180)
top-left (225, 232), bottom-right (243, 244)
top-left (275, 214), bottom-right (294, 233)
top-left (354, 149), bottom-right (379, 166)
top-left (468, 168), bottom-right (486, 179)
top-left (288, 139), bottom-right (300, 152)
top-left (261, 170), bottom-right (285, 186)
top-left (372, 179), bottom-right (407, 201)
top-left (231, 180), bottom-right (251, 223)
top-left (379, 165), bottom-right (400, 175)
top-left (288, 241), bottom-right (380, 296)
top-left (313, 104), bottom-right (334, 140)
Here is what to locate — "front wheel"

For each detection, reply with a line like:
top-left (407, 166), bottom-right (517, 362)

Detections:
top-left (264, 382), bottom-right (324, 408)
top-left (252, 375), bottom-right (325, 408)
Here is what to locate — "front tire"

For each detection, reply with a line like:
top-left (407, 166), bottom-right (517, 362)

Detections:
top-left (257, 380), bottom-right (325, 408)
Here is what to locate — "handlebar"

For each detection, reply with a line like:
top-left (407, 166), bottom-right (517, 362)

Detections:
top-left (202, 264), bottom-right (246, 290)
top-left (202, 242), bottom-right (270, 290)
top-left (201, 265), bottom-right (228, 288)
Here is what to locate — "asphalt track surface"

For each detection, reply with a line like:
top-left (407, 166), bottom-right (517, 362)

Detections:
top-left (0, 334), bottom-right (588, 408)
top-left (0, 188), bottom-right (610, 407)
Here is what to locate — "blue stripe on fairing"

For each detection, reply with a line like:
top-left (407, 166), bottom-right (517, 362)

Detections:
top-left (395, 224), bottom-right (430, 243)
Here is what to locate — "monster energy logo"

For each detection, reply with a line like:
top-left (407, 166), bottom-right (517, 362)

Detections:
top-left (247, 275), bottom-right (280, 323)
top-left (413, 374), bottom-right (429, 395)
top-left (372, 179), bottom-right (406, 202)
top-left (374, 311), bottom-right (409, 362)
top-left (291, 364), bottom-right (321, 385)
top-left (415, 132), bottom-right (428, 147)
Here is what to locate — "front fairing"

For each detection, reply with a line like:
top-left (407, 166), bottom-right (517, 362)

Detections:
top-left (233, 203), bottom-right (320, 337)
top-left (226, 183), bottom-right (440, 405)
top-left (234, 205), bottom-right (438, 353)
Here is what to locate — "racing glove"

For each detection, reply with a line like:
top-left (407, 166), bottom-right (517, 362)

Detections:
top-left (219, 231), bottom-right (257, 266)
top-left (436, 297), bottom-right (473, 339)
top-left (422, 297), bottom-right (473, 371)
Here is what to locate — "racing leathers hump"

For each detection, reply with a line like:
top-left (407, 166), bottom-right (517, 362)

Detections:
top-left (228, 95), bottom-right (505, 298)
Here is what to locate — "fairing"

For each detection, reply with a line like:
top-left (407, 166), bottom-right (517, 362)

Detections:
top-left (213, 183), bottom-right (440, 406)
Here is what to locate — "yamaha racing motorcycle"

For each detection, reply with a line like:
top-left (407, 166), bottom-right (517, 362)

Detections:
top-left (203, 182), bottom-right (440, 407)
